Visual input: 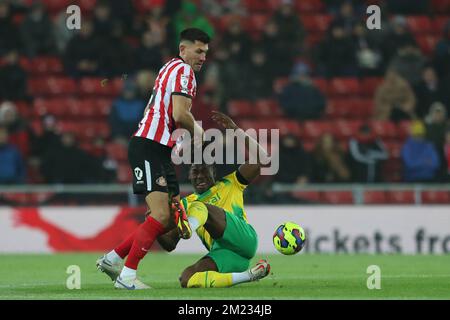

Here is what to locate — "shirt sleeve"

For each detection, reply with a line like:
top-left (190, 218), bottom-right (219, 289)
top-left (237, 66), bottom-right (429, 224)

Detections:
top-left (223, 171), bottom-right (247, 192)
top-left (172, 64), bottom-right (196, 99)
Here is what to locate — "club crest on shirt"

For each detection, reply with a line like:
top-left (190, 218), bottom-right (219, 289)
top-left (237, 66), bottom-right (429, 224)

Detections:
top-left (156, 176), bottom-right (167, 187)
top-left (134, 167), bottom-right (143, 180)
top-left (181, 75), bottom-right (189, 91)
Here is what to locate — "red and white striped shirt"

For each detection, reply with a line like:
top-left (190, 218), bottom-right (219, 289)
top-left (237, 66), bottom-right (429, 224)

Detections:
top-left (134, 57), bottom-right (197, 147)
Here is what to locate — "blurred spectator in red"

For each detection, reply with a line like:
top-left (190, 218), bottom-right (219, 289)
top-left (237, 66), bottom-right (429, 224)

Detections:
top-left (316, 23), bottom-right (358, 77)
top-left (425, 102), bottom-right (448, 179)
top-left (381, 16), bottom-right (417, 63)
top-left (20, 1), bottom-right (56, 57)
top-left (64, 20), bottom-right (101, 78)
top-left (278, 62), bottom-right (326, 120)
top-left (388, 44), bottom-right (426, 87)
top-left (0, 50), bottom-right (28, 102)
top-left (311, 133), bottom-right (351, 183)
top-left (348, 124), bottom-right (388, 183)
top-left (109, 79), bottom-right (146, 144)
top-left (353, 23), bottom-right (384, 76)
top-left (271, 0), bottom-right (305, 55)
top-left (433, 21), bottom-right (450, 81)
top-left (374, 69), bottom-right (417, 121)
top-left (0, 101), bottom-right (34, 157)
top-left (40, 132), bottom-right (113, 184)
top-left (401, 120), bottom-right (440, 182)
top-left (277, 134), bottom-right (312, 184)
top-left (0, 125), bottom-right (25, 184)
top-left (221, 17), bottom-right (252, 63)
top-left (0, 0), bottom-right (22, 56)
top-left (414, 66), bottom-right (450, 118)
top-left (171, 1), bottom-right (214, 49)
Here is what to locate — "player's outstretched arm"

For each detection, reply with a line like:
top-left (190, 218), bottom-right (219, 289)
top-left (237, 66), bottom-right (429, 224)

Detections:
top-left (212, 111), bottom-right (269, 184)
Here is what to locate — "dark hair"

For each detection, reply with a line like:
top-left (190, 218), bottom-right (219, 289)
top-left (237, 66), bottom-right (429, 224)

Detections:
top-left (180, 28), bottom-right (210, 44)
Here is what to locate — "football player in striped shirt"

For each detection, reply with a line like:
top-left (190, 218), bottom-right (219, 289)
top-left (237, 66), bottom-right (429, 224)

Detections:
top-left (96, 28), bottom-right (210, 289)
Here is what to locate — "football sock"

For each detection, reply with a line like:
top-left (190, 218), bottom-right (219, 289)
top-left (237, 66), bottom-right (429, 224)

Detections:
top-left (124, 216), bottom-right (164, 270)
top-left (119, 266), bottom-right (137, 280)
top-left (231, 271), bottom-right (252, 284)
top-left (113, 230), bottom-right (137, 259)
top-left (106, 249), bottom-right (123, 264)
top-left (187, 271), bottom-right (233, 288)
top-left (187, 201), bottom-right (208, 232)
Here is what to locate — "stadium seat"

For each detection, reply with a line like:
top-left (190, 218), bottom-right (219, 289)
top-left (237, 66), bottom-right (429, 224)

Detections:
top-left (14, 101), bottom-right (31, 118)
top-left (386, 191), bottom-right (415, 204)
top-left (106, 142), bottom-right (128, 162)
top-left (117, 164), bottom-right (132, 184)
top-left (321, 191), bottom-right (353, 204)
top-left (334, 120), bottom-right (362, 139)
top-left (301, 14), bottom-right (332, 33)
top-left (78, 77), bottom-right (123, 97)
top-left (292, 191), bottom-right (321, 203)
top-left (133, 0), bottom-right (165, 13)
top-left (227, 100), bottom-right (254, 118)
top-left (325, 99), bottom-right (372, 119)
top-left (422, 191), bottom-right (450, 204)
top-left (397, 121), bottom-right (412, 140)
top-left (360, 77), bottom-right (383, 97)
top-left (28, 57), bottom-right (63, 75)
top-left (431, 0), bottom-right (450, 14)
top-left (433, 16), bottom-right (450, 34)
top-left (329, 78), bottom-right (361, 97)
top-left (295, 0), bottom-right (325, 14)
top-left (381, 159), bottom-right (402, 182)
top-left (312, 78), bottom-right (329, 95)
top-left (78, 0), bottom-right (97, 12)
top-left (416, 35), bottom-right (440, 56)
top-left (244, 14), bottom-right (269, 37)
top-left (28, 76), bottom-right (77, 96)
top-left (41, 0), bottom-right (72, 14)
top-left (406, 16), bottom-right (432, 34)
top-left (94, 98), bottom-right (113, 117)
top-left (302, 121), bottom-right (332, 139)
top-left (243, 0), bottom-right (273, 12)
top-left (254, 99), bottom-right (283, 117)
top-left (354, 99), bottom-right (374, 118)
top-left (363, 191), bottom-right (387, 204)
top-left (383, 141), bottom-right (402, 159)
top-left (370, 121), bottom-right (398, 139)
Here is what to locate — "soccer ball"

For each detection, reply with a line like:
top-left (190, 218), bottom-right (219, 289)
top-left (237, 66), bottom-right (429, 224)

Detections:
top-left (273, 222), bottom-right (306, 255)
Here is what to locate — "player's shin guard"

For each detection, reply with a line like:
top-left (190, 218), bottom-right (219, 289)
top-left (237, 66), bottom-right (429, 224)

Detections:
top-left (186, 271), bottom-right (233, 288)
top-left (124, 216), bottom-right (164, 270)
top-left (187, 201), bottom-right (208, 232)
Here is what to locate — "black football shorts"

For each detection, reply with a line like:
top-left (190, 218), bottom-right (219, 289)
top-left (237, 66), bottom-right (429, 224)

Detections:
top-left (128, 136), bottom-right (179, 196)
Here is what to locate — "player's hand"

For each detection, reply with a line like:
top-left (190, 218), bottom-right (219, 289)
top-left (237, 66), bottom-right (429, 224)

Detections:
top-left (212, 111), bottom-right (238, 130)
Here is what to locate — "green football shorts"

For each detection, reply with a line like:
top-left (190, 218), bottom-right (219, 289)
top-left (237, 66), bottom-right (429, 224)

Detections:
top-left (206, 211), bottom-right (258, 273)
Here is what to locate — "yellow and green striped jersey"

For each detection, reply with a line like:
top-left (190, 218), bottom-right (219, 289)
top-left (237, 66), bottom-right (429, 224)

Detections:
top-left (181, 171), bottom-right (248, 251)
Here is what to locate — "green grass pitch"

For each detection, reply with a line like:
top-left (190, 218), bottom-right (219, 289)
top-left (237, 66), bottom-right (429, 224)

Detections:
top-left (0, 253), bottom-right (449, 299)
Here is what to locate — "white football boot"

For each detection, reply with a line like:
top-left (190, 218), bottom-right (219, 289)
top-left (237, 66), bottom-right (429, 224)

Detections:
top-left (114, 276), bottom-right (151, 290)
top-left (248, 259), bottom-right (271, 281)
top-left (96, 255), bottom-right (121, 282)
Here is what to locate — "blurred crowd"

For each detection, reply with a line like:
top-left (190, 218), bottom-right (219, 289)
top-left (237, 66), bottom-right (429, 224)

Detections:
top-left (0, 0), bottom-right (450, 190)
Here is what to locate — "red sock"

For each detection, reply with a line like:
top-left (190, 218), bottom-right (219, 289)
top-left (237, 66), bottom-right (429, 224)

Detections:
top-left (114, 230), bottom-right (137, 259)
top-left (125, 216), bottom-right (164, 270)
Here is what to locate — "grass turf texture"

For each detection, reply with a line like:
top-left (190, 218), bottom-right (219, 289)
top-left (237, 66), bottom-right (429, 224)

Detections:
top-left (0, 253), bottom-right (449, 299)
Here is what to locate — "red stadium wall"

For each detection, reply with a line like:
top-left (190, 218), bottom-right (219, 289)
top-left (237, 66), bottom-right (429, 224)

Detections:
top-left (1, 206), bottom-right (450, 254)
